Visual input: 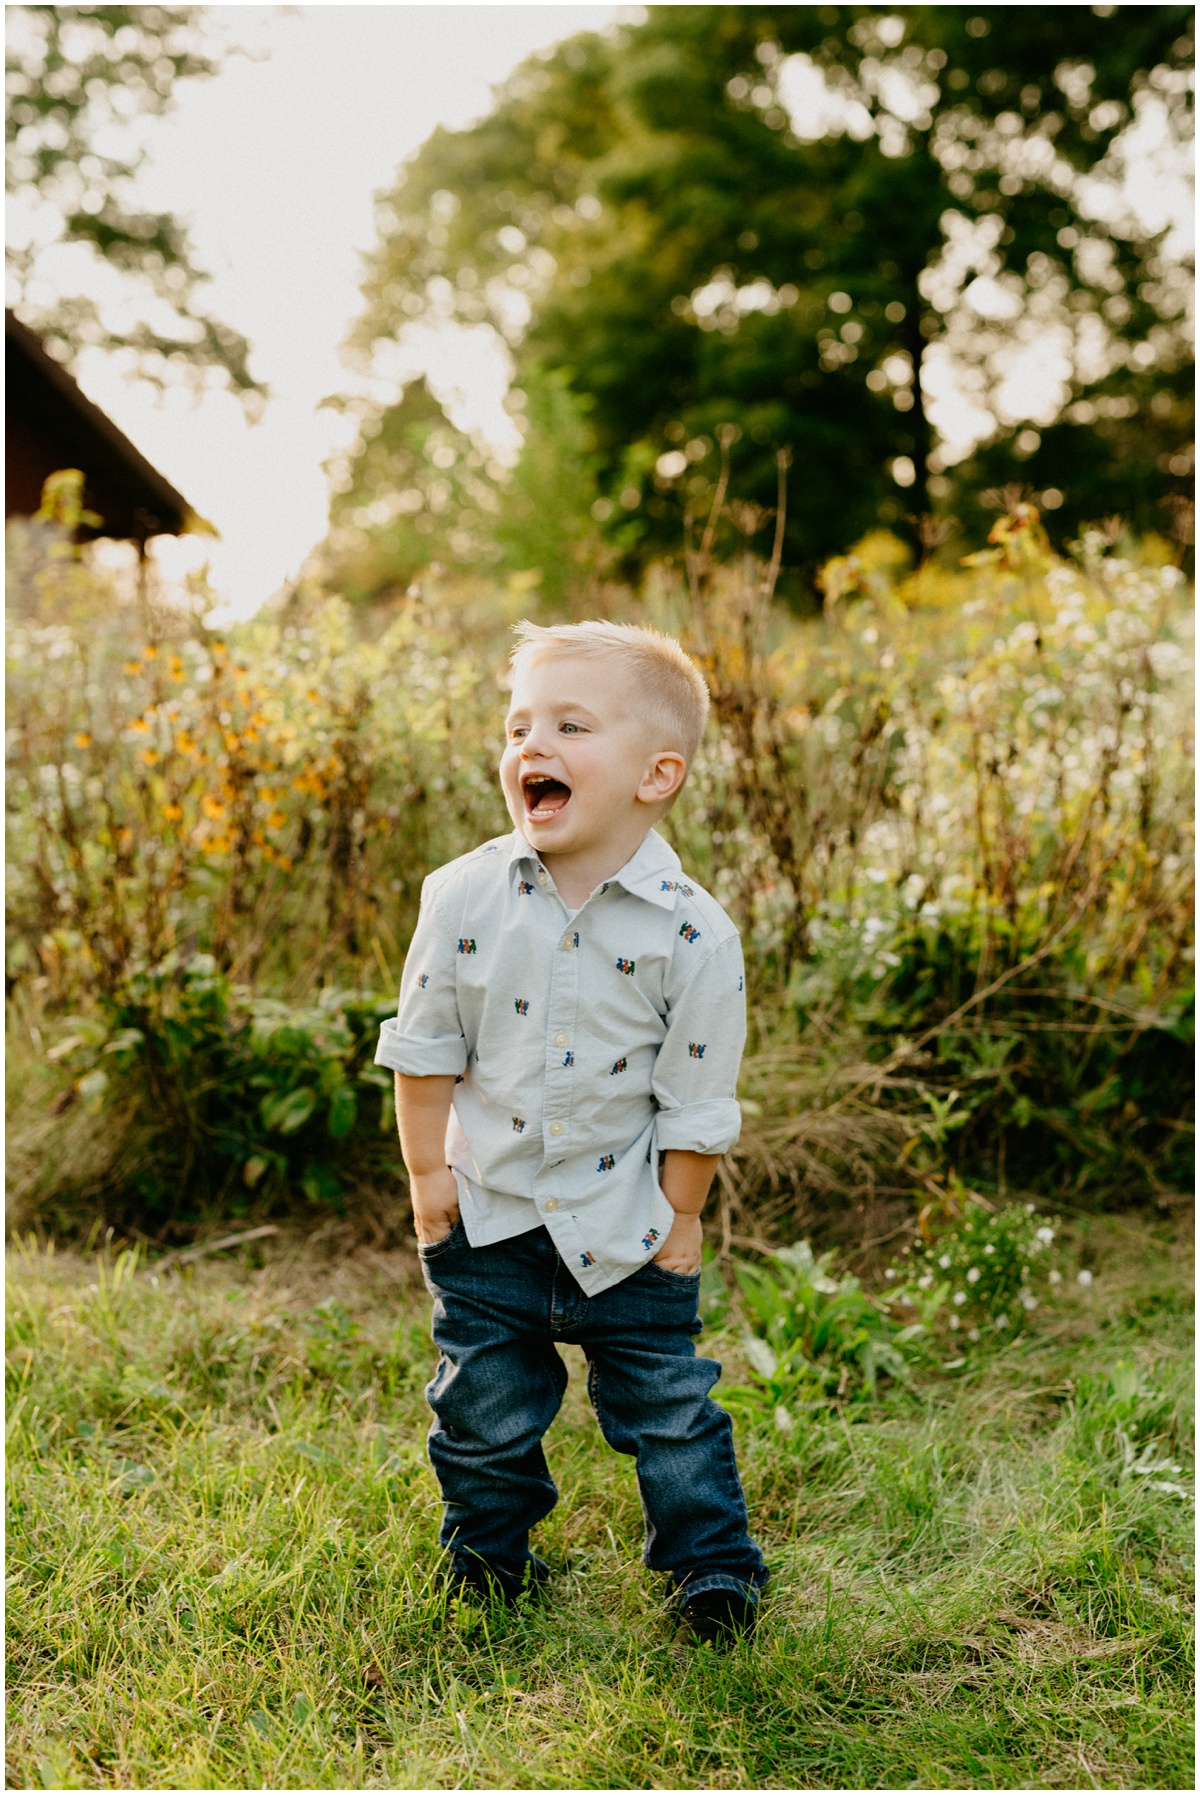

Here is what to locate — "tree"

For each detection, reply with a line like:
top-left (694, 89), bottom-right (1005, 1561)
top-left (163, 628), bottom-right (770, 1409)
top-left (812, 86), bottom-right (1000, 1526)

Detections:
top-left (340, 4), bottom-right (1192, 588)
top-left (6, 4), bottom-right (264, 407)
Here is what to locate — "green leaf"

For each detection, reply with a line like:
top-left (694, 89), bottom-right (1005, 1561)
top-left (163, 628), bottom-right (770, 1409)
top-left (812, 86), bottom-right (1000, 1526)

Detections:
top-left (260, 1087), bottom-right (317, 1134)
top-left (327, 1084), bottom-right (358, 1140)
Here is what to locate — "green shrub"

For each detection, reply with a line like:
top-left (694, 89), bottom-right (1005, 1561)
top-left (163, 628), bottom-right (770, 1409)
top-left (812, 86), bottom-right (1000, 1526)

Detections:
top-left (41, 953), bottom-right (401, 1224)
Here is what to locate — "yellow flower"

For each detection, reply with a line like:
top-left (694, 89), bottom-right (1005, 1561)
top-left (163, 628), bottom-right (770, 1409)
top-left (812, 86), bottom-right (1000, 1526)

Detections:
top-left (160, 802), bottom-right (183, 822)
top-left (127, 718), bottom-right (150, 735)
top-left (259, 786), bottom-right (275, 805)
top-left (142, 644), bottom-right (158, 660)
top-left (276, 854), bottom-right (294, 873)
top-left (123, 660), bottom-right (143, 676)
top-left (174, 729), bottom-right (197, 755)
top-left (267, 811), bottom-right (287, 830)
top-left (140, 748), bottom-right (160, 765)
top-left (74, 732), bottom-right (92, 748)
top-left (167, 655), bottom-right (185, 682)
top-left (201, 796), bottom-right (227, 821)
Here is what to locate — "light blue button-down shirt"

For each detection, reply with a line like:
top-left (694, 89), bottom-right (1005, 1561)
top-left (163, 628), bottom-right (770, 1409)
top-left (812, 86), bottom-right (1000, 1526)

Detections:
top-left (375, 828), bottom-right (746, 1294)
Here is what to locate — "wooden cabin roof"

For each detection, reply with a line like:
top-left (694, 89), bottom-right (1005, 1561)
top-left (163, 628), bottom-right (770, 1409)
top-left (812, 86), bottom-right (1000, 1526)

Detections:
top-left (5, 308), bottom-right (203, 542)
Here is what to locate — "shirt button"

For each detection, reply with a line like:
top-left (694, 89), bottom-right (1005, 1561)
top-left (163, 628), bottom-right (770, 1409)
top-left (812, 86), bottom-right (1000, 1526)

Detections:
top-left (561, 937), bottom-right (574, 952)
top-left (536, 869), bottom-right (548, 886)
top-left (549, 1121), bottom-right (564, 1137)
top-left (554, 1032), bottom-right (569, 1048)
top-left (543, 1197), bottom-right (559, 1212)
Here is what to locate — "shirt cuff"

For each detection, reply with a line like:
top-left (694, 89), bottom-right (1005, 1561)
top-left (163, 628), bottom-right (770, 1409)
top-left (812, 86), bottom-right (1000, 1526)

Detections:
top-left (374, 1016), bottom-right (468, 1078)
top-left (654, 1099), bottom-right (741, 1155)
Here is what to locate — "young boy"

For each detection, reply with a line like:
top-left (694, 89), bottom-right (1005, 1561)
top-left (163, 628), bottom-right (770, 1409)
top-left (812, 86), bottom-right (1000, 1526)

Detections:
top-left (375, 620), bottom-right (768, 1641)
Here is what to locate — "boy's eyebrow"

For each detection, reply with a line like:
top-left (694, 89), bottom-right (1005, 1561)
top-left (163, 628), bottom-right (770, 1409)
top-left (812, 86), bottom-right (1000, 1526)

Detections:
top-left (504, 697), bottom-right (607, 725)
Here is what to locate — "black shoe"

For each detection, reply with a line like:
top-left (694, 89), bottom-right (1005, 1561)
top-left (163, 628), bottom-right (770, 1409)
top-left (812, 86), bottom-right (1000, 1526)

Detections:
top-left (448, 1554), bottom-right (549, 1608)
top-left (678, 1587), bottom-right (759, 1646)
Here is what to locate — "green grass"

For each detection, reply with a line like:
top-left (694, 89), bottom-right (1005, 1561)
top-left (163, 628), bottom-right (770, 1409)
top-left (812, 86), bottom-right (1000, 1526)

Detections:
top-left (6, 1218), bottom-right (1193, 1790)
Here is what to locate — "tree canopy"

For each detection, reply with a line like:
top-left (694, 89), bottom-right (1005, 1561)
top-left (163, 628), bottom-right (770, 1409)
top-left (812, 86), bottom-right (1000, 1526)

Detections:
top-left (334, 3), bottom-right (1193, 598)
top-left (6, 4), bottom-right (264, 407)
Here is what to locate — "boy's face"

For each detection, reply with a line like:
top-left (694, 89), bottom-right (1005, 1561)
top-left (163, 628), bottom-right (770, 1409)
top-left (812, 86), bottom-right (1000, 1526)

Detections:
top-left (500, 654), bottom-right (683, 865)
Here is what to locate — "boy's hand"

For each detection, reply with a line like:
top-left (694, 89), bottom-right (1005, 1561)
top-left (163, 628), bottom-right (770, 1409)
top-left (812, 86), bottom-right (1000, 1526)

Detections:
top-left (654, 1210), bottom-right (703, 1273)
top-left (409, 1165), bottom-right (461, 1245)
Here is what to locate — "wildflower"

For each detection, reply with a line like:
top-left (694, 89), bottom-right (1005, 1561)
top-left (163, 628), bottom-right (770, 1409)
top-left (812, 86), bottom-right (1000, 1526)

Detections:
top-left (948, 1314), bottom-right (960, 1330)
top-left (174, 730), bottom-right (197, 755)
top-left (1036, 1226), bottom-right (1055, 1243)
top-left (127, 717), bottom-right (149, 735)
top-left (123, 660), bottom-right (143, 676)
top-left (967, 1328), bottom-right (980, 1343)
top-left (202, 796), bottom-right (227, 821)
top-left (884, 1268), bottom-right (896, 1279)
top-left (953, 1291), bottom-right (967, 1306)
top-left (1048, 1269), bottom-right (1062, 1285)
top-left (938, 1254), bottom-right (951, 1269)
top-left (167, 655), bottom-right (185, 681)
top-left (277, 855), bottom-right (294, 873)
top-left (966, 1267), bottom-right (981, 1284)
top-left (983, 1243), bottom-right (994, 1255)
top-left (1019, 1291), bottom-right (1038, 1311)
top-left (267, 812), bottom-right (287, 830)
top-left (1076, 1269), bottom-right (1094, 1287)
top-left (917, 1274), bottom-right (933, 1290)
top-left (74, 732), bottom-right (92, 748)
top-left (994, 1313), bottom-right (1009, 1330)
top-left (140, 749), bottom-right (160, 765)
top-left (160, 803), bottom-right (182, 822)
top-left (142, 644), bottom-right (158, 660)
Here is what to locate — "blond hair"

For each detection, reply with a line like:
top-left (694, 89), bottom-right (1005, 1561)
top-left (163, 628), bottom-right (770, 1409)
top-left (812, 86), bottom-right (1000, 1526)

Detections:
top-left (510, 620), bottom-right (711, 764)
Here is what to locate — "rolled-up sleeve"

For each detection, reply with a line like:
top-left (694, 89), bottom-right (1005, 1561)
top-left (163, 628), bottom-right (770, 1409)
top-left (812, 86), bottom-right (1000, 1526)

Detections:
top-left (374, 881), bottom-right (468, 1077)
top-left (651, 932), bottom-right (746, 1154)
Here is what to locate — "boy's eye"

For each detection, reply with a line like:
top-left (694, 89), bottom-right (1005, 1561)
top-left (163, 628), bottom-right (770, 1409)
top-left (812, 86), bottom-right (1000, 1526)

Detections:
top-left (560, 722), bottom-right (582, 733)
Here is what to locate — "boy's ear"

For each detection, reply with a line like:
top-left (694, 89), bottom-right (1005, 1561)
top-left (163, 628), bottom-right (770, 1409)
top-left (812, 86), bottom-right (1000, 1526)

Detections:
top-left (638, 750), bottom-right (688, 808)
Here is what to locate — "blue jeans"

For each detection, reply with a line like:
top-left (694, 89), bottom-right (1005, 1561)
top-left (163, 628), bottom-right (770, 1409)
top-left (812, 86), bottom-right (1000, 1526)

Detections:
top-left (417, 1221), bottom-right (768, 1608)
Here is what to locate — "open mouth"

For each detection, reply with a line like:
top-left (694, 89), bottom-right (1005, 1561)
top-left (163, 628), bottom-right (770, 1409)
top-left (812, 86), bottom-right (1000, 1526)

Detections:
top-left (521, 772), bottom-right (572, 821)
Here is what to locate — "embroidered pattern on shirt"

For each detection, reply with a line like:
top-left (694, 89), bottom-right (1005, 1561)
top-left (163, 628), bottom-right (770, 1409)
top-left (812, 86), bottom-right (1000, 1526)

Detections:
top-left (455, 1074), bottom-right (465, 1085)
top-left (457, 938), bottom-right (477, 955)
top-left (660, 879), bottom-right (696, 896)
top-left (514, 999), bottom-right (530, 1016)
top-left (688, 1042), bottom-right (707, 1058)
top-left (597, 1153), bottom-right (616, 1172)
top-left (579, 1251), bottom-right (596, 1268)
top-left (738, 975), bottom-right (744, 991)
top-left (610, 1057), bottom-right (627, 1075)
top-left (563, 1051), bottom-right (574, 1066)
top-left (641, 1227), bottom-right (660, 1250)
top-left (417, 973), bottom-right (429, 988)
top-left (512, 1116), bottom-right (526, 1133)
top-left (615, 957), bottom-right (636, 975)
top-left (678, 921), bottom-right (701, 944)
top-left (518, 880), bottom-right (535, 896)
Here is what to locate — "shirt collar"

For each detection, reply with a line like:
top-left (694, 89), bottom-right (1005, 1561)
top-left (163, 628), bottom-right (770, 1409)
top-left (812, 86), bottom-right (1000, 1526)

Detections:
top-left (507, 828), bottom-right (682, 910)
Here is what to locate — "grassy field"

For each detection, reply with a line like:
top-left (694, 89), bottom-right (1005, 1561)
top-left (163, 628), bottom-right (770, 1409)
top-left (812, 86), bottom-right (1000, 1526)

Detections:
top-left (5, 1216), bottom-right (1193, 1791)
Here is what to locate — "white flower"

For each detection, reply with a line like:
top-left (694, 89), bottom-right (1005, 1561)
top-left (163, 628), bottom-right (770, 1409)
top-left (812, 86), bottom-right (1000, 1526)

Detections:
top-left (966, 1267), bottom-right (981, 1284)
top-left (994, 1313), bottom-right (1009, 1330)
top-left (1020, 1292), bottom-right (1039, 1311)
top-left (983, 1244), bottom-right (995, 1255)
top-left (953, 1291), bottom-right (967, 1306)
top-left (917, 1274), bottom-right (933, 1290)
top-left (1048, 1269), bottom-right (1062, 1285)
top-left (1036, 1226), bottom-right (1055, 1244)
top-left (967, 1327), bottom-right (980, 1342)
top-left (938, 1254), bottom-right (951, 1269)
top-left (948, 1314), bottom-right (960, 1330)
top-left (1025, 1203), bottom-right (1036, 1214)
top-left (884, 1268), bottom-right (896, 1279)
top-left (1077, 1269), bottom-right (1094, 1287)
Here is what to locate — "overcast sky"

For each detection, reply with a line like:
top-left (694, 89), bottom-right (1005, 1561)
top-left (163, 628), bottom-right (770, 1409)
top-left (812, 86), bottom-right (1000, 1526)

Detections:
top-left (38, 4), bottom-right (622, 615)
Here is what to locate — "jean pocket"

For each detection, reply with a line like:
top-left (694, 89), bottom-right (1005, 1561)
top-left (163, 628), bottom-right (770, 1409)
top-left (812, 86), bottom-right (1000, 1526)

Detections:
top-left (643, 1260), bottom-right (702, 1289)
top-left (417, 1217), bottom-right (466, 1261)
